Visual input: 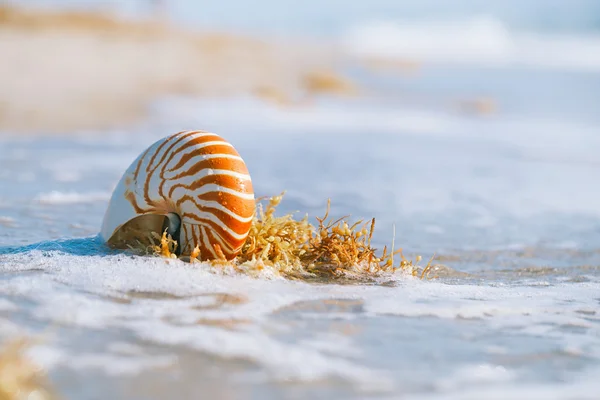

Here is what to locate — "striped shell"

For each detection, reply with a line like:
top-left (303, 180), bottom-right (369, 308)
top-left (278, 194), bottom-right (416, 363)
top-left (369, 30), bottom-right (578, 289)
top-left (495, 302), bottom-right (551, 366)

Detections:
top-left (100, 130), bottom-right (255, 260)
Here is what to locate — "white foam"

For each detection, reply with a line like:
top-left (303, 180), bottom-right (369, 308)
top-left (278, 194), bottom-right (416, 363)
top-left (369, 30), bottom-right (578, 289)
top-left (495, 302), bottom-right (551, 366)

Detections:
top-left (435, 363), bottom-right (515, 391)
top-left (34, 191), bottom-right (112, 205)
top-left (411, 369), bottom-right (600, 400)
top-left (17, 172), bottom-right (36, 182)
top-left (0, 298), bottom-right (18, 311)
top-left (1, 247), bottom-right (599, 394)
top-left (0, 318), bottom-right (24, 337)
top-left (68, 352), bottom-right (178, 376)
top-left (51, 170), bottom-right (82, 182)
top-left (0, 251), bottom-right (394, 390)
top-left (25, 343), bottom-right (176, 376)
top-left (343, 16), bottom-right (600, 71)
top-left (0, 216), bottom-right (16, 227)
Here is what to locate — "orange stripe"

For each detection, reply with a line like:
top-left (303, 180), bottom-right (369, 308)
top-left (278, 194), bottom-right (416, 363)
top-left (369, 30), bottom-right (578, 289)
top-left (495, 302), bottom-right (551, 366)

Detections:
top-left (192, 143), bottom-right (240, 156)
top-left (124, 189), bottom-right (148, 214)
top-left (132, 147), bottom-right (152, 183)
top-left (204, 228), bottom-right (237, 260)
top-left (165, 144), bottom-right (240, 174)
top-left (166, 134), bottom-right (227, 172)
top-left (143, 170), bottom-right (155, 210)
top-left (181, 223), bottom-right (191, 254)
top-left (143, 135), bottom-right (183, 206)
top-left (146, 131), bottom-right (185, 175)
top-left (177, 194), bottom-right (252, 235)
top-left (168, 156), bottom-right (249, 181)
top-left (187, 134), bottom-right (228, 146)
top-left (199, 225), bottom-right (217, 259)
top-left (158, 131), bottom-right (213, 176)
top-left (168, 174), bottom-right (254, 198)
top-left (206, 228), bottom-right (235, 253)
top-left (149, 131), bottom-right (199, 181)
top-left (196, 191), bottom-right (255, 218)
top-left (189, 219), bottom-right (240, 255)
top-left (182, 212), bottom-right (251, 247)
top-left (155, 132), bottom-right (205, 198)
top-left (199, 222), bottom-right (243, 259)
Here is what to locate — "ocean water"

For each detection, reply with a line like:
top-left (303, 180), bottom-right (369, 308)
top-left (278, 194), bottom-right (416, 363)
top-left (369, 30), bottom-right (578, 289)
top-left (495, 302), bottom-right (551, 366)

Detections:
top-left (2, 1), bottom-right (600, 399)
top-left (25, 0), bottom-right (600, 73)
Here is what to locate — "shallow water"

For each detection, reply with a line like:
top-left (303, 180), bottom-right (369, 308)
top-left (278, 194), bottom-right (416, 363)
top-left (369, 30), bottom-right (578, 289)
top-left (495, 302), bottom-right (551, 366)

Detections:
top-left (2, 74), bottom-right (600, 398)
top-left (3, 2), bottom-right (600, 398)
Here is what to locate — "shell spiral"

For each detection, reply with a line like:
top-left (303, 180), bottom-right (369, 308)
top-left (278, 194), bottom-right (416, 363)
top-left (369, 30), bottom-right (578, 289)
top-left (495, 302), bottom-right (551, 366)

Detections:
top-left (100, 130), bottom-right (255, 260)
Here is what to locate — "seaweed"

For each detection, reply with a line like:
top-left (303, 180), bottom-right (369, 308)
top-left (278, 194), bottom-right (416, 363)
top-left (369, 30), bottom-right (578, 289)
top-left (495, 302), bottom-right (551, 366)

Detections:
top-left (139, 193), bottom-right (441, 281)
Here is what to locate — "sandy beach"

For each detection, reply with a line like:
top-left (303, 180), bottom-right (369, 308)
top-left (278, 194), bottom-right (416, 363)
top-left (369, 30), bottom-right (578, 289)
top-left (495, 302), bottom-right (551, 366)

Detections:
top-left (0, 5), bottom-right (351, 133)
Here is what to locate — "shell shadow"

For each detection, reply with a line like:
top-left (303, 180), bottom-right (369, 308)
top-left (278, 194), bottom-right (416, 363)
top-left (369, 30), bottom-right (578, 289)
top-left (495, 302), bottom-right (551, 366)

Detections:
top-left (0, 235), bottom-right (117, 257)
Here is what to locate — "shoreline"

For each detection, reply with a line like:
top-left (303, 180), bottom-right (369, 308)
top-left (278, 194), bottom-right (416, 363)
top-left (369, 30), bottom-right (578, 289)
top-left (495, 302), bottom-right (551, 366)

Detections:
top-left (0, 6), bottom-right (353, 134)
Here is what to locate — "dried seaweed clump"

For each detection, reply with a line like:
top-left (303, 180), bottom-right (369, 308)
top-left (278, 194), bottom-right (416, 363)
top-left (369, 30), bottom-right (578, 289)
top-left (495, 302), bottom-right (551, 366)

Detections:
top-left (0, 338), bottom-right (55, 400)
top-left (237, 193), bottom-right (313, 274)
top-left (139, 193), bottom-right (440, 281)
top-left (238, 195), bottom-right (438, 280)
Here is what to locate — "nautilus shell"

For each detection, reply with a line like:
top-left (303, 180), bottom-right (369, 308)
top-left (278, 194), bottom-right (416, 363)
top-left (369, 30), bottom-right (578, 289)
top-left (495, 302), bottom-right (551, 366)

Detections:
top-left (101, 130), bottom-right (255, 260)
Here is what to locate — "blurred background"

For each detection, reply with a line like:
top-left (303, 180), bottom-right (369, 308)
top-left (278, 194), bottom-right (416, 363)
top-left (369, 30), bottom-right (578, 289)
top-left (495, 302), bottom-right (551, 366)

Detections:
top-left (2, 0), bottom-right (600, 132)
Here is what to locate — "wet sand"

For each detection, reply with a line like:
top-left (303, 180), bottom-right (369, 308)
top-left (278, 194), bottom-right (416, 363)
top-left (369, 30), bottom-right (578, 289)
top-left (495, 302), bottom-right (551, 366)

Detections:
top-left (0, 6), bottom-right (349, 134)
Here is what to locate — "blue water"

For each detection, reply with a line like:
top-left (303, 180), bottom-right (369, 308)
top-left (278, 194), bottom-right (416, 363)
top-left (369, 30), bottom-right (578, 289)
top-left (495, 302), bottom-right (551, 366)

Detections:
top-left (24, 0), bottom-right (600, 36)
